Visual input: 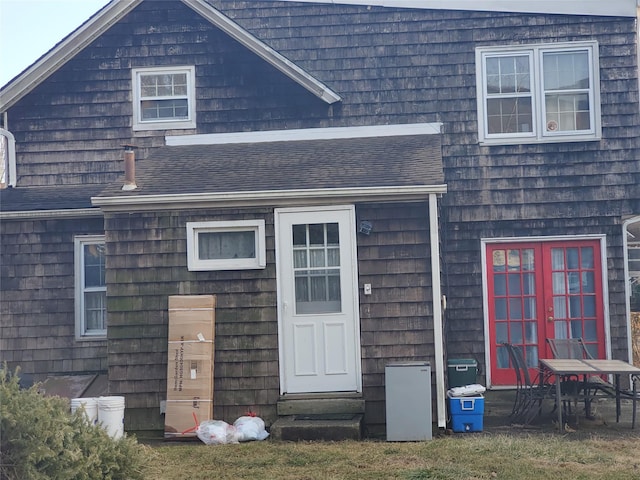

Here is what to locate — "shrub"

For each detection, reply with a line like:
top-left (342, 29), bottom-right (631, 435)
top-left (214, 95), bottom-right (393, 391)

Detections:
top-left (0, 366), bottom-right (149, 480)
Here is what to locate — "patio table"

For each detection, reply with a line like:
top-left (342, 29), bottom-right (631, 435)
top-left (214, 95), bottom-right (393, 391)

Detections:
top-left (539, 358), bottom-right (640, 433)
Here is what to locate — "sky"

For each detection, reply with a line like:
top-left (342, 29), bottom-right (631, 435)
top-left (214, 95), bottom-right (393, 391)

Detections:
top-left (0, 0), bottom-right (111, 87)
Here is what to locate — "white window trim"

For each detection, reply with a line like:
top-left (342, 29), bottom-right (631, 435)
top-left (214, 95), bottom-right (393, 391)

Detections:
top-left (74, 235), bottom-right (107, 340)
top-left (476, 41), bottom-right (601, 146)
top-left (187, 220), bottom-right (266, 271)
top-left (132, 66), bottom-right (196, 131)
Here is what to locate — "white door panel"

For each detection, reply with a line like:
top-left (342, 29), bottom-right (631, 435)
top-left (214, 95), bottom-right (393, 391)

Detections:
top-left (276, 206), bottom-right (361, 394)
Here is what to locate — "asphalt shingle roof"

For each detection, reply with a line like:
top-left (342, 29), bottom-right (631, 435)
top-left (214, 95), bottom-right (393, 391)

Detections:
top-left (98, 134), bottom-right (444, 198)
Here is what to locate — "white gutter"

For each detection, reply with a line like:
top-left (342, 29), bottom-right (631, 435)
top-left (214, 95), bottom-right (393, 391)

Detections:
top-left (0, 208), bottom-right (102, 220)
top-left (276, 0), bottom-right (638, 17)
top-left (429, 193), bottom-right (446, 429)
top-left (92, 184), bottom-right (448, 210)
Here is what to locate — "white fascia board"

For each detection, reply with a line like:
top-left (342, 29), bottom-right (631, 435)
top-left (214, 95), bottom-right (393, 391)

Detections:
top-left (0, 0), bottom-right (142, 111)
top-left (185, 0), bottom-right (341, 104)
top-left (92, 184), bottom-right (448, 210)
top-left (166, 122), bottom-right (443, 146)
top-left (274, 0), bottom-right (637, 17)
top-left (0, 208), bottom-right (102, 220)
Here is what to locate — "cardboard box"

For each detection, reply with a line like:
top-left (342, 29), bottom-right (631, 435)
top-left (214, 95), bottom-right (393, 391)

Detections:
top-left (165, 295), bottom-right (216, 438)
top-left (169, 295), bottom-right (215, 342)
top-left (164, 399), bottom-right (213, 438)
top-left (166, 341), bottom-right (214, 401)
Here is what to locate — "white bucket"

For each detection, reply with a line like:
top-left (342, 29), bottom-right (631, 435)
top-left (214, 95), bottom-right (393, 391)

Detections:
top-left (71, 397), bottom-right (98, 425)
top-left (98, 396), bottom-right (125, 439)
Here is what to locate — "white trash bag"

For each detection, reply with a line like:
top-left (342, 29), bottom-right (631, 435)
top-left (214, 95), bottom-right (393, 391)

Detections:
top-left (196, 420), bottom-right (239, 445)
top-left (233, 415), bottom-right (269, 442)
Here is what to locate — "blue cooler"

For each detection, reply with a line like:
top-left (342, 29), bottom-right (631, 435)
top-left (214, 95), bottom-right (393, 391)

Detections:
top-left (449, 395), bottom-right (484, 433)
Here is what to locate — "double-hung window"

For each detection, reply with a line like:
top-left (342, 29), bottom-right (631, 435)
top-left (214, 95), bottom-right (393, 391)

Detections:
top-left (75, 236), bottom-right (107, 339)
top-left (476, 41), bottom-right (600, 145)
top-left (132, 66), bottom-right (196, 131)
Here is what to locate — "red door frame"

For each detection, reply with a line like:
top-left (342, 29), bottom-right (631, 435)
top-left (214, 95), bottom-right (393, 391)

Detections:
top-left (487, 239), bottom-right (605, 386)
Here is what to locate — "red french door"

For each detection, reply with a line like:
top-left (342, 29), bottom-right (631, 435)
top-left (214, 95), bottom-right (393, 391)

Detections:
top-left (487, 240), bottom-right (605, 385)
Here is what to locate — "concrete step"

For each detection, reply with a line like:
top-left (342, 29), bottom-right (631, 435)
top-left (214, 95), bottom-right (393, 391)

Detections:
top-left (277, 395), bottom-right (365, 416)
top-left (270, 413), bottom-right (363, 441)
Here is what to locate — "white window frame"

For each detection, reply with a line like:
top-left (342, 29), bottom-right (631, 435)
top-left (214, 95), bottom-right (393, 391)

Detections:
top-left (476, 41), bottom-right (601, 145)
top-left (187, 220), bottom-right (266, 271)
top-left (74, 235), bottom-right (107, 340)
top-left (132, 66), bottom-right (196, 131)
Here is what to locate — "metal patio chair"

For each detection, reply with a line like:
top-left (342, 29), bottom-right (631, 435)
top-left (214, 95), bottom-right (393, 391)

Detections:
top-left (503, 343), bottom-right (554, 425)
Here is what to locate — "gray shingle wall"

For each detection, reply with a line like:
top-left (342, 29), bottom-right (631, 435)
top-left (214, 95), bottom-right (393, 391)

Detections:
top-left (0, 217), bottom-right (107, 379)
top-left (105, 201), bottom-right (434, 431)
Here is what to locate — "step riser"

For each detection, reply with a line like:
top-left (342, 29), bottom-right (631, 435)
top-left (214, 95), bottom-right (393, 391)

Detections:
top-left (277, 398), bottom-right (365, 416)
top-left (270, 415), bottom-right (363, 441)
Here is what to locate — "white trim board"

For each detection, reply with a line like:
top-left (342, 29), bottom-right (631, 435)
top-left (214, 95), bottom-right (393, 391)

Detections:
top-left (275, 0), bottom-right (638, 17)
top-left (166, 122), bottom-right (443, 146)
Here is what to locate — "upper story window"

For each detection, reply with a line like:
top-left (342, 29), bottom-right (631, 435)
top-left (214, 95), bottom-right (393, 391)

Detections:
top-left (75, 236), bottom-right (107, 340)
top-left (476, 42), bottom-right (601, 145)
top-left (0, 128), bottom-right (16, 188)
top-left (132, 66), bottom-right (196, 131)
top-left (187, 220), bottom-right (266, 271)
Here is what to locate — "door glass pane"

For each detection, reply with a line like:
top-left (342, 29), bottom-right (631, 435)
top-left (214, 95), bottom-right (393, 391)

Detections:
top-left (293, 223), bottom-right (342, 315)
top-left (551, 249), bottom-right (564, 270)
top-left (569, 297), bottom-right (582, 318)
top-left (583, 296), bottom-right (595, 317)
top-left (523, 298), bottom-right (536, 319)
top-left (509, 299), bottom-right (522, 320)
top-left (494, 275), bottom-right (506, 295)
top-left (507, 250), bottom-right (520, 271)
top-left (508, 274), bottom-right (521, 294)
top-left (570, 320), bottom-right (583, 338)
top-left (524, 322), bottom-right (537, 343)
top-left (522, 249), bottom-right (535, 271)
top-left (496, 345), bottom-right (509, 369)
top-left (510, 323), bottom-right (523, 344)
top-left (566, 248), bottom-right (579, 269)
top-left (582, 272), bottom-right (595, 293)
top-left (494, 298), bottom-right (507, 320)
top-left (496, 323), bottom-right (508, 343)
top-left (584, 320), bottom-right (597, 341)
top-left (525, 346), bottom-right (538, 368)
top-left (522, 273), bottom-right (535, 294)
top-left (493, 250), bottom-right (506, 272)
top-left (552, 272), bottom-right (565, 294)
top-left (553, 297), bottom-right (567, 319)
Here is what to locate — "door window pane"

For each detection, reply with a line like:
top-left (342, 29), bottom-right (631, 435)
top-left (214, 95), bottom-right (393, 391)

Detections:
top-left (508, 274), bottom-right (521, 294)
top-left (496, 323), bottom-right (508, 343)
top-left (494, 298), bottom-right (507, 320)
top-left (509, 299), bottom-right (522, 320)
top-left (581, 247), bottom-right (594, 268)
top-left (584, 320), bottom-right (597, 341)
top-left (510, 323), bottom-right (523, 344)
top-left (524, 322), bottom-right (537, 343)
top-left (293, 223), bottom-right (342, 315)
top-left (523, 298), bottom-right (536, 320)
top-left (583, 296), bottom-right (596, 317)
top-left (494, 275), bottom-right (506, 295)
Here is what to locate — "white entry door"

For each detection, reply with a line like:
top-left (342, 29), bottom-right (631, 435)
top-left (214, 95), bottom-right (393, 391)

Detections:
top-left (276, 205), bottom-right (362, 394)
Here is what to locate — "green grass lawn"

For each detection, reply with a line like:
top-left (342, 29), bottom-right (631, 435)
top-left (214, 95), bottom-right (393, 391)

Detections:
top-left (142, 435), bottom-right (640, 480)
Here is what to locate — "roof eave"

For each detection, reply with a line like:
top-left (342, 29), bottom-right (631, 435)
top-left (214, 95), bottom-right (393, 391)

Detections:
top-left (0, 0), bottom-right (341, 112)
top-left (92, 185), bottom-right (448, 211)
top-left (0, 0), bottom-right (142, 111)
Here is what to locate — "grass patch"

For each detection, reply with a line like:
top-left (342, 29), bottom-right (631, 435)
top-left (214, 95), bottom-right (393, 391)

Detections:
top-left (143, 434), bottom-right (640, 480)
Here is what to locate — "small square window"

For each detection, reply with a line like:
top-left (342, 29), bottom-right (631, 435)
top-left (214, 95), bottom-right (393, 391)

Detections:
top-left (186, 220), bottom-right (266, 271)
top-left (132, 66), bottom-right (196, 131)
